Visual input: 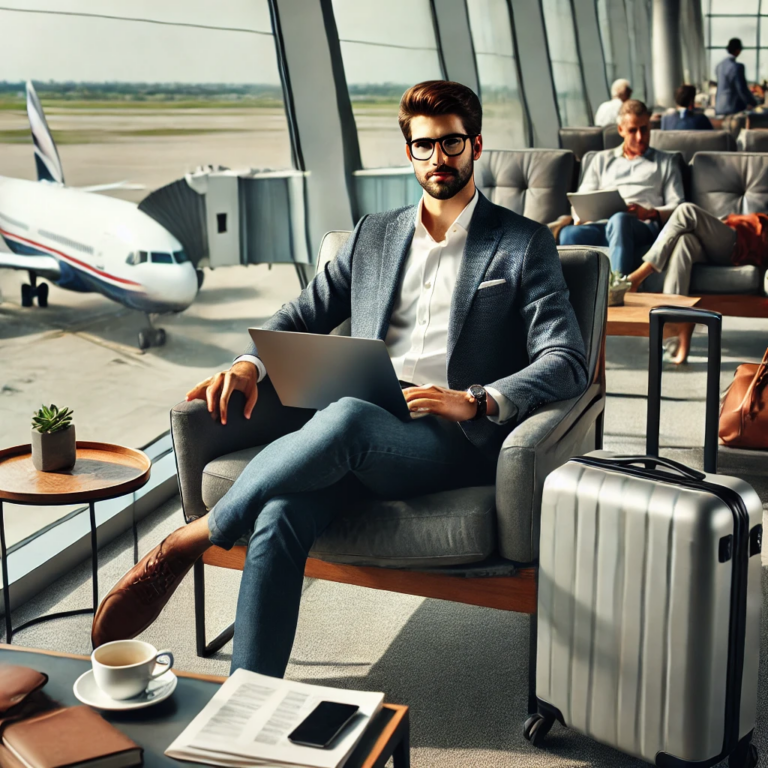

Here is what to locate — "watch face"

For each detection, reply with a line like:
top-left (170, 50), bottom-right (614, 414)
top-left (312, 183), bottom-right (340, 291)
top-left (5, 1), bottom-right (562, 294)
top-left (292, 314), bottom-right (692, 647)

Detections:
top-left (469, 385), bottom-right (485, 399)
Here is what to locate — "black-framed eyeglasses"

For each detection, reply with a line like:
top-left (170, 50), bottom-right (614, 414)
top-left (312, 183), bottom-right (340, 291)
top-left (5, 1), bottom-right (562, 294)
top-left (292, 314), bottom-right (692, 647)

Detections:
top-left (406, 133), bottom-right (478, 161)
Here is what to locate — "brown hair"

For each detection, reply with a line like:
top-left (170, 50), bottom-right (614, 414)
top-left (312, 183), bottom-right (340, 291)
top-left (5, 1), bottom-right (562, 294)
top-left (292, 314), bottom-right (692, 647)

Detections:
top-left (675, 84), bottom-right (696, 108)
top-left (618, 99), bottom-right (650, 122)
top-left (398, 81), bottom-right (482, 141)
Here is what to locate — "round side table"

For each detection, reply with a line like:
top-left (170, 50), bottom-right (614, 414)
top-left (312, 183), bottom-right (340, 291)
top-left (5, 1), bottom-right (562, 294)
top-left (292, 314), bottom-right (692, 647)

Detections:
top-left (0, 441), bottom-right (151, 644)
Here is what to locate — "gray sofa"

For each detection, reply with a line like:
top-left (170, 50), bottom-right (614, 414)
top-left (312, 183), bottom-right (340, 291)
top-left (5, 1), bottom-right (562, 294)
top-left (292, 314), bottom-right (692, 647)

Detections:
top-left (687, 151), bottom-right (768, 295)
top-left (649, 129), bottom-right (736, 163)
top-left (171, 238), bottom-right (609, 676)
top-left (559, 127), bottom-right (604, 160)
top-left (475, 149), bottom-right (575, 225)
top-left (737, 130), bottom-right (768, 152)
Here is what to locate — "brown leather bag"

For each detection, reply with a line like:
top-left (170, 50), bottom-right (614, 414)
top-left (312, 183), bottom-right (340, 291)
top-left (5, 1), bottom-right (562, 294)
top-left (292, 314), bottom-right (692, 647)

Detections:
top-left (719, 348), bottom-right (768, 449)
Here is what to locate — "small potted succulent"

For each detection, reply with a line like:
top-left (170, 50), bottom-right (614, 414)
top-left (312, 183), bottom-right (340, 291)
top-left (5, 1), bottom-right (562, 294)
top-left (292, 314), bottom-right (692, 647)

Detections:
top-left (608, 270), bottom-right (633, 306)
top-left (31, 404), bottom-right (76, 472)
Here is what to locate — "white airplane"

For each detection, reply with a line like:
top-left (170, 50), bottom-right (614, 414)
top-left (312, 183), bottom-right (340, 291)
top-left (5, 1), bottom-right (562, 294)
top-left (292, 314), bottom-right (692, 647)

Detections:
top-left (0, 82), bottom-right (199, 349)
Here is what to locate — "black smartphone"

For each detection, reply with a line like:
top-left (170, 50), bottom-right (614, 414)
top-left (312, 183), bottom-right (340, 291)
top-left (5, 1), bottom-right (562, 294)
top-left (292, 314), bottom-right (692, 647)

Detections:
top-left (287, 701), bottom-right (360, 748)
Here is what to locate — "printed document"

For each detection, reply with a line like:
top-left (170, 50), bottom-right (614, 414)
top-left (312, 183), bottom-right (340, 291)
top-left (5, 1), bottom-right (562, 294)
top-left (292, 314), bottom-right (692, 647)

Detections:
top-left (165, 668), bottom-right (384, 767)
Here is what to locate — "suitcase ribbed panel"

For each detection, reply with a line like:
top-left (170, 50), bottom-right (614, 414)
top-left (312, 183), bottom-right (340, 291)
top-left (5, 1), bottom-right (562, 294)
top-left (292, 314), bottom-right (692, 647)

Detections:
top-left (537, 461), bottom-right (742, 764)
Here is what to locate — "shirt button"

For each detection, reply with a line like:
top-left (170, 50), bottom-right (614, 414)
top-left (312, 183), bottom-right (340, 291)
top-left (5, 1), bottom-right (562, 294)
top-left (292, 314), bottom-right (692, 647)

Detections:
top-left (420, 318), bottom-right (427, 325)
top-left (452, 228), bottom-right (457, 233)
top-left (424, 281), bottom-right (432, 289)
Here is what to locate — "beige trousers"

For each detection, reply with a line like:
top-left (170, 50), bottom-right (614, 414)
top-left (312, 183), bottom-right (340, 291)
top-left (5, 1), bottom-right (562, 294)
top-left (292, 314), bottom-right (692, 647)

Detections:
top-left (643, 203), bottom-right (737, 294)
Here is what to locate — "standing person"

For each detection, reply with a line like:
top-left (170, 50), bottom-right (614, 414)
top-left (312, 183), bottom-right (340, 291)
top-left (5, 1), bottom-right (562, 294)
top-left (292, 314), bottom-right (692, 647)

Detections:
top-left (715, 38), bottom-right (758, 116)
top-left (90, 81), bottom-right (588, 678)
top-left (594, 78), bottom-right (633, 126)
top-left (661, 84), bottom-right (713, 130)
top-left (628, 203), bottom-right (768, 363)
top-left (558, 100), bottom-right (684, 276)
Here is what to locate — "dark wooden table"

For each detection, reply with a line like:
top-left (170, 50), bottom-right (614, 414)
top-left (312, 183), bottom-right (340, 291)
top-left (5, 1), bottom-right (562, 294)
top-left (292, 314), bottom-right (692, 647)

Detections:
top-left (0, 645), bottom-right (410, 768)
top-left (0, 442), bottom-right (151, 643)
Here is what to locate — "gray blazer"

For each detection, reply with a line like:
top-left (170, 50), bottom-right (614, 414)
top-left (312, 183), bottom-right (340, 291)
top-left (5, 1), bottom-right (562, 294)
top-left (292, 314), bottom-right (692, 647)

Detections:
top-left (246, 193), bottom-right (588, 461)
top-left (715, 55), bottom-right (758, 116)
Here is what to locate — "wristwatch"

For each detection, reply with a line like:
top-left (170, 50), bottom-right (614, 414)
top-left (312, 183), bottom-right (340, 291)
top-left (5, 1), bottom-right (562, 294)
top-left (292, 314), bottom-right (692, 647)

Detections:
top-left (467, 385), bottom-right (487, 421)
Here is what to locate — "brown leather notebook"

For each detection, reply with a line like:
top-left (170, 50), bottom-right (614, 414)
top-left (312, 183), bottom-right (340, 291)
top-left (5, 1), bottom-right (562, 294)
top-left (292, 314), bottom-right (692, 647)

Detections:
top-left (2, 706), bottom-right (143, 768)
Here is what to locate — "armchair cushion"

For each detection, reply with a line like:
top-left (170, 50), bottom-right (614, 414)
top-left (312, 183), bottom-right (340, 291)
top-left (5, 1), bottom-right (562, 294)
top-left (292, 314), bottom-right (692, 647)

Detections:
top-left (649, 129), bottom-right (736, 163)
top-left (201, 443), bottom-right (496, 566)
top-left (690, 152), bottom-right (768, 217)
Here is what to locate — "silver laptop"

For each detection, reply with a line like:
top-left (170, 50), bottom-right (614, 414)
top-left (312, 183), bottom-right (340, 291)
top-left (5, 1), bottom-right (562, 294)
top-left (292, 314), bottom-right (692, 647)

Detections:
top-left (248, 329), bottom-right (411, 420)
top-left (567, 188), bottom-right (627, 222)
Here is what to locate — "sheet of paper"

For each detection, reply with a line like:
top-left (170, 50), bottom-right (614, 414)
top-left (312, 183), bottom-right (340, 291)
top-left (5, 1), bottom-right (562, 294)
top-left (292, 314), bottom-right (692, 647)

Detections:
top-left (165, 668), bottom-right (384, 768)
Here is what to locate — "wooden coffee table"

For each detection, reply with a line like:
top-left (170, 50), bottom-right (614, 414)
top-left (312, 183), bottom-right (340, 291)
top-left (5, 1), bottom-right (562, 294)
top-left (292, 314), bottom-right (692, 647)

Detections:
top-left (607, 293), bottom-right (700, 336)
top-left (0, 442), bottom-right (151, 644)
top-left (0, 645), bottom-right (410, 768)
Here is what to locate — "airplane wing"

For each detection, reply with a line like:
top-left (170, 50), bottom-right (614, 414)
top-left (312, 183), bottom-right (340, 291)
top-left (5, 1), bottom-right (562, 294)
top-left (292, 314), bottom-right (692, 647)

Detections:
top-left (76, 181), bottom-right (146, 193)
top-left (0, 251), bottom-right (60, 280)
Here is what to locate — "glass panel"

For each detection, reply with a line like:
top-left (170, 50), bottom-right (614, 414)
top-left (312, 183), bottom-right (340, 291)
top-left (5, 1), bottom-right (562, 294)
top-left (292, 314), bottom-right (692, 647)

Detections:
top-left (709, 0), bottom-right (758, 12)
top-left (467, 0), bottom-right (528, 149)
top-left (0, 0), bottom-right (294, 543)
top-left (596, 0), bottom-right (617, 85)
top-left (541, 0), bottom-right (591, 126)
top-left (151, 252), bottom-right (174, 264)
top-left (709, 17), bottom-right (758, 47)
top-left (331, 0), bottom-right (444, 168)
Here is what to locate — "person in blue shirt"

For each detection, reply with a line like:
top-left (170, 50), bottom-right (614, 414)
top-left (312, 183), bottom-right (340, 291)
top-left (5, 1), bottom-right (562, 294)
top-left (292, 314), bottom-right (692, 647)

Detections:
top-left (715, 38), bottom-right (758, 116)
top-left (661, 85), bottom-right (713, 130)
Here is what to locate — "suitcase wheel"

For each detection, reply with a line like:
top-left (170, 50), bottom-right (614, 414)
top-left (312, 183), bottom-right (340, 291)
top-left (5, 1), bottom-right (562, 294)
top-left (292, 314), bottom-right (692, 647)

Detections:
top-left (523, 712), bottom-right (555, 747)
top-left (730, 743), bottom-right (758, 768)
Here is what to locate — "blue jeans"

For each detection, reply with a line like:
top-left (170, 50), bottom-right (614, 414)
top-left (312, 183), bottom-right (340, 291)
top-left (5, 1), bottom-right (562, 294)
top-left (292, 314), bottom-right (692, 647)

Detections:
top-left (207, 397), bottom-right (494, 677)
top-left (560, 212), bottom-right (660, 274)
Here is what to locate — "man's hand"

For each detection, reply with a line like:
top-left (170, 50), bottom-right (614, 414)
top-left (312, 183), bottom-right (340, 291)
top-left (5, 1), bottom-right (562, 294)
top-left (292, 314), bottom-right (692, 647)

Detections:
top-left (627, 203), bottom-right (657, 221)
top-left (403, 384), bottom-right (496, 422)
top-left (185, 360), bottom-right (258, 425)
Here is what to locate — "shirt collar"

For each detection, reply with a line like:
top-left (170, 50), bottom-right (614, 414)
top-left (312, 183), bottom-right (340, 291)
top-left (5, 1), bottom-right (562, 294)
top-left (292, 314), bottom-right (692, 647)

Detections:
top-left (416, 189), bottom-right (479, 244)
top-left (614, 144), bottom-right (655, 160)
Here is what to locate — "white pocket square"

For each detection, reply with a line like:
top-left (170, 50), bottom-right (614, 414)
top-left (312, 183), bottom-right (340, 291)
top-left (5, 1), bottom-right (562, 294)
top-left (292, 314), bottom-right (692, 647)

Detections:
top-left (478, 279), bottom-right (507, 290)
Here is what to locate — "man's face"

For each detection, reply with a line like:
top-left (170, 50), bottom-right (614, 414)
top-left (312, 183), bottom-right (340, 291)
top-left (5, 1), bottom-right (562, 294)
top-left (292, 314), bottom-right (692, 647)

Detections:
top-left (618, 112), bottom-right (650, 155)
top-left (406, 114), bottom-right (482, 200)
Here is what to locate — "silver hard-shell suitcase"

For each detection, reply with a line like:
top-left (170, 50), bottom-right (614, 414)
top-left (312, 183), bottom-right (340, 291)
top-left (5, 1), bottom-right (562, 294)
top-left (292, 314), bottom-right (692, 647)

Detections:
top-left (527, 308), bottom-right (763, 767)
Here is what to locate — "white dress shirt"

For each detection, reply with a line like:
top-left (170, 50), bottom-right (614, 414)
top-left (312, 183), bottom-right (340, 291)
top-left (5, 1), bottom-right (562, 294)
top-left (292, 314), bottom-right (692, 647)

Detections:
top-left (236, 190), bottom-right (515, 424)
top-left (593, 98), bottom-right (622, 126)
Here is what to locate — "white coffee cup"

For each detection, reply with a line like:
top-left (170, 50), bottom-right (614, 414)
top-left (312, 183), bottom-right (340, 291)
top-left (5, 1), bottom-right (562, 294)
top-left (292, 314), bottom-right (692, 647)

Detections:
top-left (91, 639), bottom-right (174, 700)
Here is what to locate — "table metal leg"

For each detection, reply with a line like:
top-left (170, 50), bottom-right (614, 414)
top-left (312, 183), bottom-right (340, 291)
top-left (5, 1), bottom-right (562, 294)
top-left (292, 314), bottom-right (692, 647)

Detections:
top-left (89, 502), bottom-right (99, 612)
top-left (0, 500), bottom-right (12, 643)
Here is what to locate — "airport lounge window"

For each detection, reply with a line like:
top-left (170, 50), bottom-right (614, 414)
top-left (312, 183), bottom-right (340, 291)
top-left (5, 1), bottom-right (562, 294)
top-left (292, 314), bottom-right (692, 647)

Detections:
top-left (331, 0), bottom-right (444, 168)
top-left (467, 0), bottom-right (529, 149)
top-left (541, 0), bottom-right (591, 127)
top-left (0, 1), bottom-right (294, 550)
top-left (706, 0), bottom-right (761, 82)
top-left (596, 0), bottom-right (618, 85)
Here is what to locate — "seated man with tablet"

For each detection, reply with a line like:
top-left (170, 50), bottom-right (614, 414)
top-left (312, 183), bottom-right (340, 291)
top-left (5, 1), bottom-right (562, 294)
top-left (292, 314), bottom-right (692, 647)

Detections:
top-left (91, 80), bottom-right (588, 680)
top-left (559, 99), bottom-right (684, 276)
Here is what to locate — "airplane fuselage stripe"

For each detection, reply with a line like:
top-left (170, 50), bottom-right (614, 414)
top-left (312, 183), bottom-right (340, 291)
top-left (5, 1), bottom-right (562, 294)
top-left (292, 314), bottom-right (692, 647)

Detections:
top-left (0, 226), bottom-right (143, 289)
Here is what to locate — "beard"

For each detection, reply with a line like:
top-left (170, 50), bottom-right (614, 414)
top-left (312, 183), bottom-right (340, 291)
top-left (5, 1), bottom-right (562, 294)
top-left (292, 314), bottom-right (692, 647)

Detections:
top-left (416, 157), bottom-right (474, 200)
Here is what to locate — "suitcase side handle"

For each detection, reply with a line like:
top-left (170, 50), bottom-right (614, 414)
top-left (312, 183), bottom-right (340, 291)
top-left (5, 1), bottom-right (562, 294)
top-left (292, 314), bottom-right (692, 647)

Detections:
top-left (606, 455), bottom-right (706, 481)
top-left (648, 307), bottom-right (722, 475)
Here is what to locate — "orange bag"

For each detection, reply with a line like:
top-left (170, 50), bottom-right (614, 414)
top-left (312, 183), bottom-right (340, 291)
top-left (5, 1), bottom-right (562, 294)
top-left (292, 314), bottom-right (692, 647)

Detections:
top-left (719, 348), bottom-right (768, 448)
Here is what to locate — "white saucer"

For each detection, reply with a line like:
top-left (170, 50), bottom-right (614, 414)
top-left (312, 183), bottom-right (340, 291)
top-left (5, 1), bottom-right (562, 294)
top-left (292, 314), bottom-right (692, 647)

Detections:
top-left (73, 668), bottom-right (177, 711)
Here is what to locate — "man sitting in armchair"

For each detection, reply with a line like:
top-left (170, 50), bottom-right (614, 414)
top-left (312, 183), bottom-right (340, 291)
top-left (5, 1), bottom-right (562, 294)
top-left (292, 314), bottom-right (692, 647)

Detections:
top-left (91, 80), bottom-right (588, 677)
top-left (557, 99), bottom-right (684, 276)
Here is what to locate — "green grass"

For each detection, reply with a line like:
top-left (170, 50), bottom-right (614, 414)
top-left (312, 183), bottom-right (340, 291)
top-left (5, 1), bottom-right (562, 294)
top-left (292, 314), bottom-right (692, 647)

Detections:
top-left (0, 127), bottom-right (252, 144)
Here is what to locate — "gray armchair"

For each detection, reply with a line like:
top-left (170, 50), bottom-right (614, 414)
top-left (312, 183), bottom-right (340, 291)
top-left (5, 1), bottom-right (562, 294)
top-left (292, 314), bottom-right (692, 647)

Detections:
top-left (170, 237), bottom-right (609, 711)
top-left (649, 129), bottom-right (736, 163)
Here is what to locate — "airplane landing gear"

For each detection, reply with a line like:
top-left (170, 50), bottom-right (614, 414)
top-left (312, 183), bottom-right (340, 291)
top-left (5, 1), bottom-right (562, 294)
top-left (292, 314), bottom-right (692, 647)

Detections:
top-left (21, 273), bottom-right (48, 307)
top-left (138, 315), bottom-right (166, 350)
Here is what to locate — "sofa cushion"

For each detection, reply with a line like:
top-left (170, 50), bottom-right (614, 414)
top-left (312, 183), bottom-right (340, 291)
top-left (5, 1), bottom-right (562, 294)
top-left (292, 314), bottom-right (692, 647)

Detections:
top-left (559, 127), bottom-right (604, 160)
top-left (475, 149), bottom-right (575, 225)
top-left (691, 152), bottom-right (768, 217)
top-left (649, 129), bottom-right (736, 163)
top-left (690, 264), bottom-right (763, 294)
top-left (737, 130), bottom-right (768, 152)
top-left (603, 124), bottom-right (622, 150)
top-left (201, 446), bottom-right (497, 567)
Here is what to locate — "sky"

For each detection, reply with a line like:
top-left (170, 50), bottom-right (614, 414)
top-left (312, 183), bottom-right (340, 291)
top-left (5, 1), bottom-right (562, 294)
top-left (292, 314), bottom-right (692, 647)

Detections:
top-left (1, 0), bottom-right (282, 84)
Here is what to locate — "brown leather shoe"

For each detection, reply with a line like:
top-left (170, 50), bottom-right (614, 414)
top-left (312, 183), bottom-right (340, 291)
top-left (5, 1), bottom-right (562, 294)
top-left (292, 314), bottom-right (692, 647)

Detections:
top-left (91, 534), bottom-right (198, 648)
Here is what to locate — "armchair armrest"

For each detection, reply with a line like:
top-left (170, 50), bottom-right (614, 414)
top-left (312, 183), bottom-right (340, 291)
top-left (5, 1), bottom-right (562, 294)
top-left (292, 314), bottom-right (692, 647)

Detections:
top-left (170, 382), bottom-right (312, 522)
top-left (495, 382), bottom-right (604, 563)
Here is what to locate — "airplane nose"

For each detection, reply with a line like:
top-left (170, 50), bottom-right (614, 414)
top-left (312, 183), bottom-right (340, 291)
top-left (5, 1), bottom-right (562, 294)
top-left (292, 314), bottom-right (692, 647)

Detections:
top-left (154, 263), bottom-right (199, 311)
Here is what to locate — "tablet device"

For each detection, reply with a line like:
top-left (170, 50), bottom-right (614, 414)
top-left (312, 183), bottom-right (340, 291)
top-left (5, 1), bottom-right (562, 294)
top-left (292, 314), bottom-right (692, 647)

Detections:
top-left (567, 189), bottom-right (627, 222)
top-left (248, 329), bottom-right (412, 420)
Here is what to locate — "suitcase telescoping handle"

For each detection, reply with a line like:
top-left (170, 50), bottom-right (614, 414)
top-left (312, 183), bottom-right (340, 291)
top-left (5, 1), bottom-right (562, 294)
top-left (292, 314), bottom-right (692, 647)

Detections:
top-left (647, 307), bottom-right (722, 475)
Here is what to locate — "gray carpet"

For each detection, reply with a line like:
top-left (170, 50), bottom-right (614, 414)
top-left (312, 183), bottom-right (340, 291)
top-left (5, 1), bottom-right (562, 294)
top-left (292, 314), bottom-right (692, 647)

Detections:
top-left (9, 316), bottom-right (768, 766)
